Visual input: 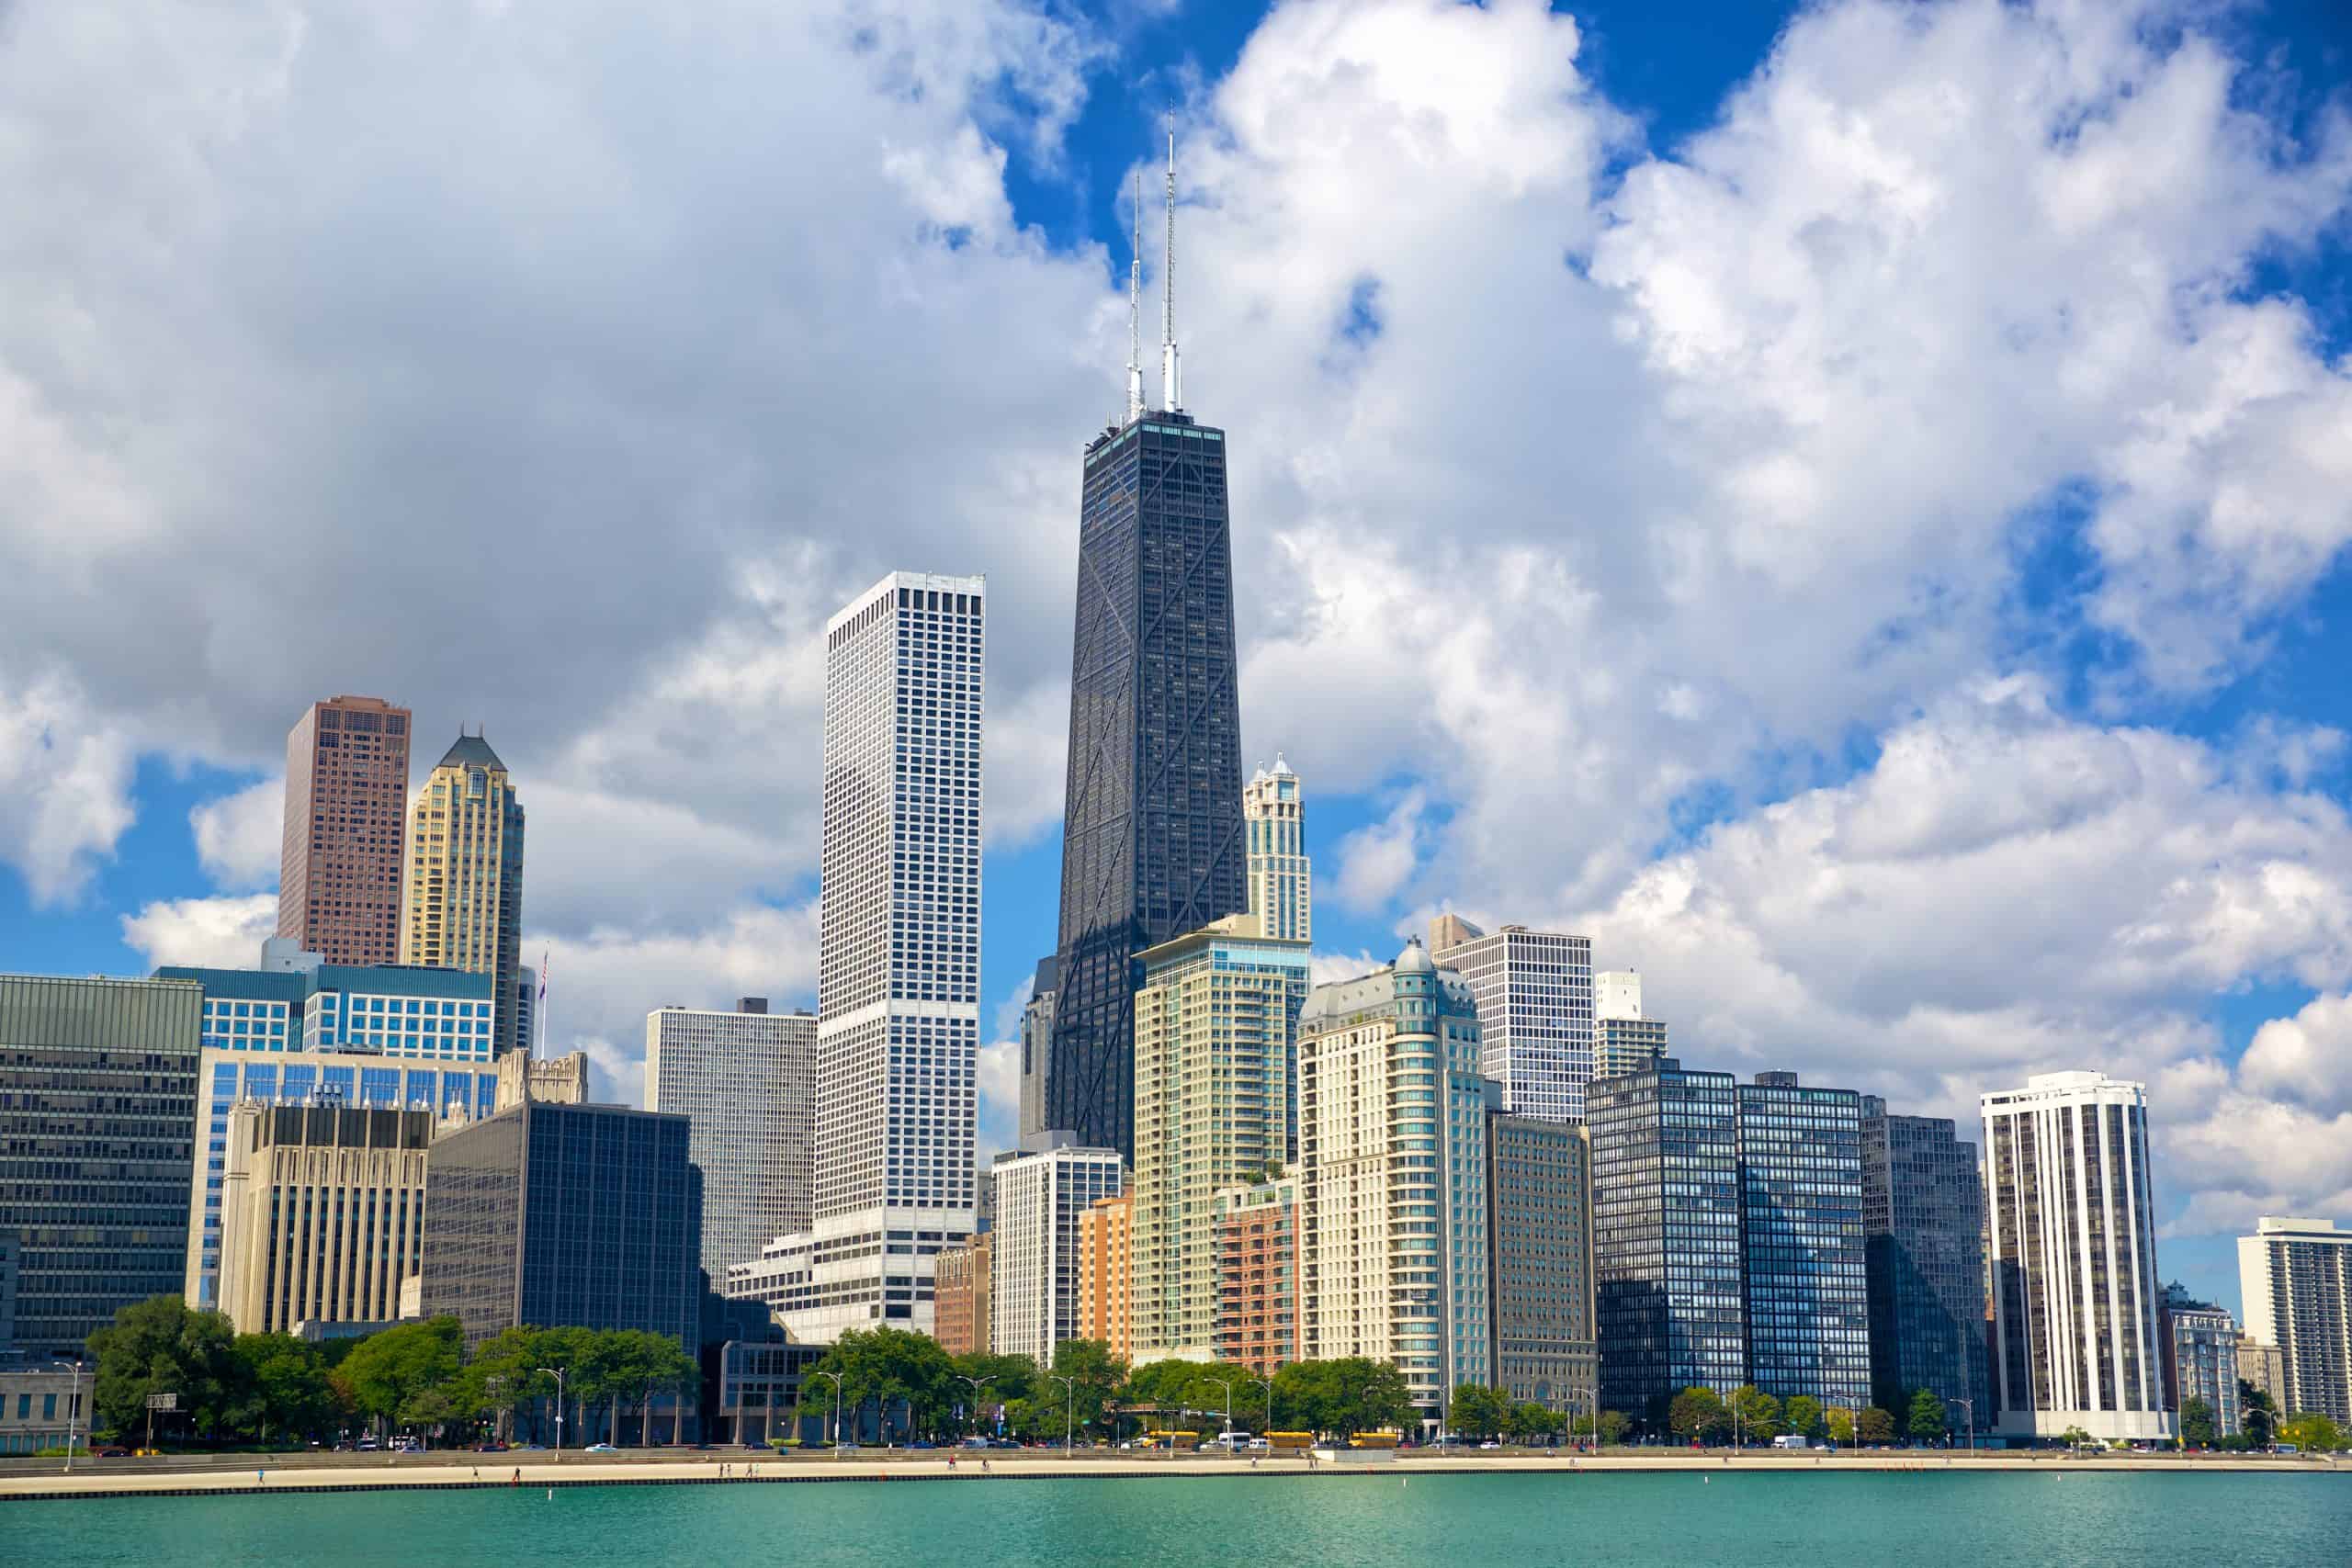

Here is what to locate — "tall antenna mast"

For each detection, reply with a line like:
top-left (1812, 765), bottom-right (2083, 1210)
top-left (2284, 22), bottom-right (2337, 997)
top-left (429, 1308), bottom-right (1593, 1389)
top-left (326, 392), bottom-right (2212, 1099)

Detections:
top-left (1160, 122), bottom-right (1182, 412)
top-left (1126, 170), bottom-right (1144, 423)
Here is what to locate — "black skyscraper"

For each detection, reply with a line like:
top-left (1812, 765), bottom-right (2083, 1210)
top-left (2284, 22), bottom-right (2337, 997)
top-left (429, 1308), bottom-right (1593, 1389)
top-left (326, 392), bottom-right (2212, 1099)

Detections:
top-left (1046, 407), bottom-right (1247, 1157)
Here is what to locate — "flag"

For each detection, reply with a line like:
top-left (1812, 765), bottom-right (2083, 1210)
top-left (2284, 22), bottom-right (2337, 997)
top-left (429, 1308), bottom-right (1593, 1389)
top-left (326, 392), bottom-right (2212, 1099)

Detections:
top-left (538, 951), bottom-right (548, 1002)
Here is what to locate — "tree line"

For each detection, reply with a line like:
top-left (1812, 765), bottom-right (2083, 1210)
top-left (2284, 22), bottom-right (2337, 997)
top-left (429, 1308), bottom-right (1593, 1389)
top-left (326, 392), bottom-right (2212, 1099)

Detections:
top-left (85, 1294), bottom-right (694, 1450)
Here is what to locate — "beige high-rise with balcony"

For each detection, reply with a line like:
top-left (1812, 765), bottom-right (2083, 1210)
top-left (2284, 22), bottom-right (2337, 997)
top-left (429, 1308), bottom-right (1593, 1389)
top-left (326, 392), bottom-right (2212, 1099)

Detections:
top-left (399, 733), bottom-right (526, 1055)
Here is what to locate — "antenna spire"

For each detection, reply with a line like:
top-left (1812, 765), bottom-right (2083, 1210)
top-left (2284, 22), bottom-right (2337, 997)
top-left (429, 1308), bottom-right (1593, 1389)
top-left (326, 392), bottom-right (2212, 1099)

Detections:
top-left (1160, 122), bottom-right (1182, 412)
top-left (1126, 171), bottom-right (1144, 423)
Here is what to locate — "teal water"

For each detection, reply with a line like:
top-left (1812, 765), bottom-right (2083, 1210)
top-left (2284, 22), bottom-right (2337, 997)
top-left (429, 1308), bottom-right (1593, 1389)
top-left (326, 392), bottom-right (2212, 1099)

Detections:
top-left (17, 1472), bottom-right (2350, 1566)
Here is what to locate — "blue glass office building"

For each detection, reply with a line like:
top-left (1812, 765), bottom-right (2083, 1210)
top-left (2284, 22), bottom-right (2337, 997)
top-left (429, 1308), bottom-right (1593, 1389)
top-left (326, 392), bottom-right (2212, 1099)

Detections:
top-left (154, 959), bottom-right (497, 1059)
top-left (1736, 1072), bottom-right (1871, 1410)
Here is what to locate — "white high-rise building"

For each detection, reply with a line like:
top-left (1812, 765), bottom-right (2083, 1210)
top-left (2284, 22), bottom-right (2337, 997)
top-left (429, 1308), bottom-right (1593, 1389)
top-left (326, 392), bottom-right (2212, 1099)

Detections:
top-left (1430, 920), bottom-right (1593, 1123)
top-left (646, 998), bottom-right (818, 1283)
top-left (989, 1140), bottom-right (1125, 1361)
top-left (1983, 1070), bottom-right (2175, 1442)
top-left (1244, 754), bottom-right (1310, 943)
top-left (741, 572), bottom-right (982, 1343)
top-left (2239, 1216), bottom-right (2352, 1424)
top-left (1592, 969), bottom-right (1669, 1083)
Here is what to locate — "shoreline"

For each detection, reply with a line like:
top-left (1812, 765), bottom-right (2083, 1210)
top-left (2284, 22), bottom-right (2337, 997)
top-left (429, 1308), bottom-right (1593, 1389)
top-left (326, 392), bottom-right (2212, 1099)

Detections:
top-left (5, 1450), bottom-right (2340, 1503)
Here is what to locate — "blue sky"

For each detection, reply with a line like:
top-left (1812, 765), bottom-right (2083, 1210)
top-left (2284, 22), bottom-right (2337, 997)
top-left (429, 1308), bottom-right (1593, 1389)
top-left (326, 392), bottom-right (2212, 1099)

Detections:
top-left (6, 0), bottom-right (2352, 1317)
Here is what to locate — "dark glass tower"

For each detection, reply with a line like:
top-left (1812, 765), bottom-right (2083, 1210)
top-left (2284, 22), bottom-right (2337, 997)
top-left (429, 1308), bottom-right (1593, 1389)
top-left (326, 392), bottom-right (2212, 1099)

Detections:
top-left (1046, 410), bottom-right (1246, 1156)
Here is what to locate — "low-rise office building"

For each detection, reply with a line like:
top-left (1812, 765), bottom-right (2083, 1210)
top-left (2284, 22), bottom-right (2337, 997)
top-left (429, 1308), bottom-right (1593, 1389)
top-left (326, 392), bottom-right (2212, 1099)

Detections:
top-left (990, 1141), bottom-right (1123, 1360)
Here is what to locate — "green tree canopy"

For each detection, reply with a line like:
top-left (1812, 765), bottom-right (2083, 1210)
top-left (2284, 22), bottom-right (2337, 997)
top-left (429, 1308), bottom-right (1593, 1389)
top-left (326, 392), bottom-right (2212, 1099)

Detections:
top-left (1270, 1358), bottom-right (1414, 1438)
top-left (2239, 1383), bottom-right (2278, 1447)
top-left (1047, 1338), bottom-right (1128, 1439)
top-left (1781, 1395), bottom-right (1824, 1441)
top-left (86, 1295), bottom-right (243, 1439)
top-left (1731, 1385), bottom-right (1781, 1442)
top-left (1445, 1383), bottom-right (1509, 1439)
top-left (231, 1334), bottom-right (340, 1446)
top-left (1669, 1386), bottom-right (1730, 1443)
top-left (2179, 1396), bottom-right (2217, 1448)
top-left (1857, 1406), bottom-right (1895, 1445)
top-left (1906, 1387), bottom-right (1949, 1442)
top-left (1597, 1409), bottom-right (1631, 1446)
top-left (1826, 1407), bottom-right (1856, 1444)
top-left (336, 1316), bottom-right (464, 1430)
top-left (801, 1326), bottom-right (957, 1440)
top-left (2279, 1413), bottom-right (2344, 1452)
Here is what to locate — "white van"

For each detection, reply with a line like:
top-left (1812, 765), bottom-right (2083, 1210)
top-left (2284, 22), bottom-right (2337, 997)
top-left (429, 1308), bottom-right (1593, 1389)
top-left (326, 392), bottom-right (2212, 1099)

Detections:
top-left (1772, 1434), bottom-right (1810, 1450)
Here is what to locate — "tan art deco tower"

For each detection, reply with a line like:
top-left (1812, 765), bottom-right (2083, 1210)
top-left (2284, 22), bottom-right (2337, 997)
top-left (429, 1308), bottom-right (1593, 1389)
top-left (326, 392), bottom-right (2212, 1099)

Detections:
top-left (277, 695), bottom-right (412, 964)
top-left (398, 732), bottom-right (527, 1055)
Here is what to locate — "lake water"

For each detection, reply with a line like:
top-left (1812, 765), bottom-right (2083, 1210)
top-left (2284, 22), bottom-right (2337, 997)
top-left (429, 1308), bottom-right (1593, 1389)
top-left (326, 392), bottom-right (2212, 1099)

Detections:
top-left (19, 1471), bottom-right (2350, 1566)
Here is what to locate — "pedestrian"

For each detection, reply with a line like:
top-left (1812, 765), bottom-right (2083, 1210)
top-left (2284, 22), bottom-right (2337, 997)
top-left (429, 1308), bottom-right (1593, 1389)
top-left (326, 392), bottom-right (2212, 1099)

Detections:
top-left (512, 1468), bottom-right (522, 1485)
top-left (256, 1467), bottom-right (265, 1484)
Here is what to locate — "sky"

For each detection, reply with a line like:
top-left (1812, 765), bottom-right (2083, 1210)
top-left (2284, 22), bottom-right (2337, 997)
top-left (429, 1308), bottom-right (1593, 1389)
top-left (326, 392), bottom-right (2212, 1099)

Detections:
top-left (4, 0), bottom-right (2351, 1316)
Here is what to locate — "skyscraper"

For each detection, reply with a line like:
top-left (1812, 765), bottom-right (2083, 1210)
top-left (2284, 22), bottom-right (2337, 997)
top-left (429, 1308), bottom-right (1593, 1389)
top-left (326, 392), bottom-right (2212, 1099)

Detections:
top-left (1736, 1072), bottom-right (1871, 1413)
top-left (1860, 1096), bottom-right (1989, 1425)
top-left (399, 733), bottom-right (526, 1055)
top-left (277, 695), bottom-right (411, 966)
top-left (1298, 941), bottom-right (1490, 1418)
top-left (646, 998), bottom-right (819, 1283)
top-left (0, 976), bottom-right (202, 1359)
top-left (1592, 970), bottom-right (1669, 1083)
top-left (1486, 1110), bottom-right (1596, 1415)
top-left (1128, 912), bottom-right (1306, 1360)
top-left (1214, 1168), bottom-right (1304, 1375)
top-left (1589, 1058), bottom-right (1744, 1427)
top-left (1431, 921), bottom-right (1594, 1123)
top-left (989, 1141), bottom-right (1125, 1360)
top-left (1244, 755), bottom-right (1310, 942)
top-left (1983, 1070), bottom-right (2172, 1442)
top-left (1016, 954), bottom-right (1057, 1145)
top-left (2238, 1215), bottom-right (2352, 1423)
top-left (215, 1103), bottom-right (434, 1336)
top-left (788, 571), bottom-right (982, 1341)
top-left (2161, 1282), bottom-right (2242, 1437)
top-left (1048, 136), bottom-right (1247, 1158)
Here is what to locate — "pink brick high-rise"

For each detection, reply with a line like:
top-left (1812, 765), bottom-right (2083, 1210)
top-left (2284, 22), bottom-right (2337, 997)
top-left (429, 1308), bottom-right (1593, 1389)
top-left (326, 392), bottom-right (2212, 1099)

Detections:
top-left (277, 695), bottom-right (411, 965)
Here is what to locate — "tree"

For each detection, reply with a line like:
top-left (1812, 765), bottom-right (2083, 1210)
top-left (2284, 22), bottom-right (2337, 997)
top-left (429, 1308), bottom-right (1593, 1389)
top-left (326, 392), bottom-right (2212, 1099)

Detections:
top-left (1781, 1395), bottom-right (1824, 1442)
top-left (1510, 1403), bottom-right (1561, 1443)
top-left (2239, 1382), bottom-right (2278, 1448)
top-left (1731, 1385), bottom-right (1781, 1442)
top-left (232, 1334), bottom-right (339, 1448)
top-left (2179, 1396), bottom-right (2216, 1448)
top-left (2279, 1414), bottom-right (2344, 1452)
top-left (87, 1295), bottom-right (243, 1442)
top-left (1270, 1358), bottom-right (1414, 1438)
top-left (1445, 1383), bottom-right (1509, 1439)
top-left (1906, 1387), bottom-right (1949, 1444)
top-left (1597, 1409), bottom-right (1631, 1446)
top-left (1049, 1338), bottom-right (1128, 1441)
top-left (337, 1317), bottom-right (463, 1438)
top-left (1826, 1407), bottom-right (1856, 1444)
top-left (2056, 1425), bottom-right (2093, 1450)
top-left (1857, 1406), bottom-right (1895, 1445)
top-left (803, 1326), bottom-right (957, 1442)
top-left (950, 1351), bottom-right (1039, 1416)
top-left (1669, 1386), bottom-right (1730, 1443)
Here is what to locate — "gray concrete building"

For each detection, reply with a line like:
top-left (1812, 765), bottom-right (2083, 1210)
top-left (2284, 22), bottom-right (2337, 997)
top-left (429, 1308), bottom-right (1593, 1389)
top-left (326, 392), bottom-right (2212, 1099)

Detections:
top-left (1861, 1096), bottom-right (1989, 1424)
top-left (1485, 1107), bottom-right (1596, 1416)
top-left (646, 998), bottom-right (817, 1280)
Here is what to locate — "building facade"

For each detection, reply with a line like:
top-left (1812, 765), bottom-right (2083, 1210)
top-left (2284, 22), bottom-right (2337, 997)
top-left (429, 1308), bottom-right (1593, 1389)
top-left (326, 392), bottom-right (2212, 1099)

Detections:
top-left (1077, 1190), bottom-right (1134, 1359)
top-left (1486, 1111), bottom-right (1596, 1415)
top-left (1860, 1097), bottom-right (1989, 1423)
top-left (1589, 1059), bottom-right (1743, 1427)
top-left (1591, 971), bottom-right (1669, 1083)
top-left (215, 1103), bottom-right (435, 1336)
top-left (2238, 1215), bottom-right (2351, 1423)
top-left (181, 1043), bottom-right (503, 1310)
top-left (1430, 921), bottom-right (1594, 1125)
top-left (1129, 913), bottom-right (1307, 1360)
top-left (1243, 755), bottom-right (1309, 943)
top-left (420, 1100), bottom-right (702, 1350)
top-left (1298, 942), bottom-right (1490, 1417)
top-left (1214, 1169), bottom-right (1303, 1375)
top-left (398, 733), bottom-right (527, 1056)
top-left (769, 572), bottom-right (983, 1343)
top-left (933, 1235), bottom-right (991, 1357)
top-left (1016, 954), bottom-right (1057, 1144)
top-left (157, 949), bottom-right (498, 1062)
top-left (2237, 1333), bottom-right (2288, 1410)
top-left (1983, 1071), bottom-right (2173, 1441)
top-left (0, 1364), bottom-right (88, 1455)
top-left (1049, 400), bottom-right (1249, 1160)
top-left (1736, 1073), bottom-right (1870, 1411)
top-left (989, 1143), bottom-right (1124, 1361)
top-left (645, 999), bottom-right (818, 1281)
top-left (2161, 1284), bottom-right (2242, 1437)
top-left (0, 976), bottom-right (202, 1359)
top-left (277, 695), bottom-right (412, 966)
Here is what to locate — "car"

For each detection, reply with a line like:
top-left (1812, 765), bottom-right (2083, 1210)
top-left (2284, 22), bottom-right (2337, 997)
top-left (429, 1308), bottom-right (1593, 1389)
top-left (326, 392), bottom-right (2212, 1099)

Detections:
top-left (584, 1443), bottom-right (618, 1454)
top-left (908, 1441), bottom-right (935, 1450)
top-left (1479, 1441), bottom-right (1503, 1450)
top-left (96, 1446), bottom-right (132, 1459)
top-left (474, 1441), bottom-right (509, 1453)
top-left (356, 1438), bottom-right (379, 1451)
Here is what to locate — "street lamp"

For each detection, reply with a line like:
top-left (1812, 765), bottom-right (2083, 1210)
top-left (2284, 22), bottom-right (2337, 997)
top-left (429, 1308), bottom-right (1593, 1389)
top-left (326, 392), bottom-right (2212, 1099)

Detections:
top-left (63, 1359), bottom-right (83, 1474)
top-left (1204, 1376), bottom-right (1242, 1457)
top-left (957, 1376), bottom-right (994, 1443)
top-left (536, 1368), bottom-right (568, 1461)
top-left (812, 1371), bottom-right (846, 1457)
top-left (1249, 1377), bottom-right (1272, 1446)
top-left (1047, 1374), bottom-right (1077, 1457)
top-left (1950, 1397), bottom-right (1974, 1455)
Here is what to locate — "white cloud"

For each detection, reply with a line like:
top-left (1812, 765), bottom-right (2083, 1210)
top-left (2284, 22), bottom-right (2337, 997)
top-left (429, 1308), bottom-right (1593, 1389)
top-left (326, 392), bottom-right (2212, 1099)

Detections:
top-left (120, 894), bottom-right (277, 969)
top-left (2239, 992), bottom-right (2352, 1116)
top-left (0, 674), bottom-right (138, 906)
top-left (189, 775), bottom-right (282, 891)
top-left (1329, 789), bottom-right (1427, 912)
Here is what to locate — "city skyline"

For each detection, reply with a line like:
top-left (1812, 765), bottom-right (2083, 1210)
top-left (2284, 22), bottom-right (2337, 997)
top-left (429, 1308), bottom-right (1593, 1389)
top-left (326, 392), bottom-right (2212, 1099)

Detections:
top-left (6, 0), bottom-right (2352, 1329)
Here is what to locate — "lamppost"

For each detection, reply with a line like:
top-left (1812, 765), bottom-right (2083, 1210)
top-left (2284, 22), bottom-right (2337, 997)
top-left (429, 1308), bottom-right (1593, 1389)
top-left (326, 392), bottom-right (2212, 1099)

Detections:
top-left (812, 1371), bottom-right (845, 1457)
top-left (62, 1359), bottom-right (83, 1473)
top-left (1204, 1376), bottom-right (1243, 1457)
top-left (1048, 1374), bottom-right (1077, 1457)
top-left (1950, 1397), bottom-right (1974, 1455)
top-left (956, 1376), bottom-right (994, 1444)
top-left (536, 1368), bottom-right (568, 1461)
top-left (1249, 1377), bottom-right (1272, 1447)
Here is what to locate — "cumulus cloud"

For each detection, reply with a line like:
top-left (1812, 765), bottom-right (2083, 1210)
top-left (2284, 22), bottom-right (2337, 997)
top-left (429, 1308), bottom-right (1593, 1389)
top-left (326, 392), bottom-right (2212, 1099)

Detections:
top-left (0, 676), bottom-right (139, 906)
top-left (120, 894), bottom-right (277, 969)
top-left (190, 776), bottom-right (283, 891)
